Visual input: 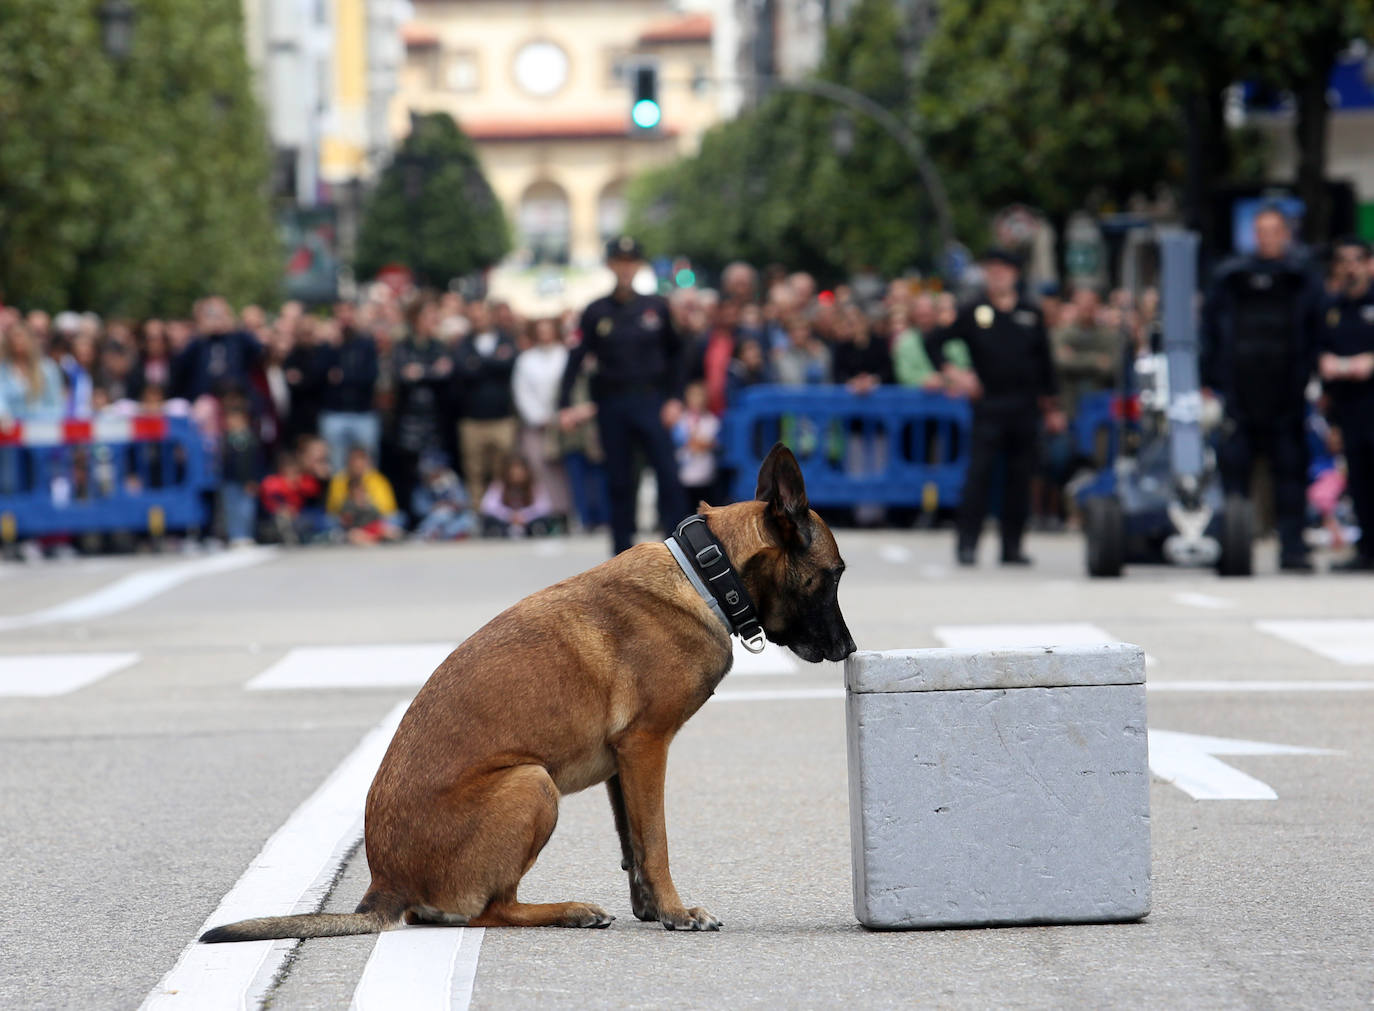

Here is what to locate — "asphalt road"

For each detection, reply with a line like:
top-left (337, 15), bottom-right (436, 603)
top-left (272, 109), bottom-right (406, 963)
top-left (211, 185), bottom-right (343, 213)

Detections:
top-left (1, 528), bottom-right (1371, 1009)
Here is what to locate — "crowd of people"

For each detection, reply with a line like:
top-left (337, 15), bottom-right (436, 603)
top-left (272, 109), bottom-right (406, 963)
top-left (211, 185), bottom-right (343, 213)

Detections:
top-left (0, 211), bottom-right (1369, 570)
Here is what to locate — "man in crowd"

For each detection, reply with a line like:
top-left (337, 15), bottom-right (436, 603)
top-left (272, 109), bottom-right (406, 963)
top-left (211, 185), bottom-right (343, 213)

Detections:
top-left (453, 300), bottom-right (518, 505)
top-left (316, 302), bottom-right (380, 471)
top-left (559, 235), bottom-right (688, 555)
top-left (1201, 205), bottom-right (1321, 572)
top-left (926, 248), bottom-right (1065, 567)
top-left (1317, 236), bottom-right (1374, 571)
top-left (172, 296), bottom-right (262, 404)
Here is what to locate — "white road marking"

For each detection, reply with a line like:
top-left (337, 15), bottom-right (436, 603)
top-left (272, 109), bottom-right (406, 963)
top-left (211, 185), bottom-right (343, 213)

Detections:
top-left (246, 644), bottom-right (457, 691)
top-left (918, 564), bottom-right (948, 579)
top-left (934, 622), bottom-right (1119, 649)
top-left (351, 924), bottom-right (484, 1011)
top-left (141, 700), bottom-right (410, 1011)
top-left (1149, 680), bottom-right (1374, 692)
top-left (0, 548), bottom-right (275, 631)
top-left (714, 687), bottom-right (845, 702)
top-left (0, 652), bottom-right (138, 697)
top-left (1254, 619), bottom-right (1374, 664)
top-left (1173, 592), bottom-right (1235, 610)
top-left (877, 544), bottom-right (912, 564)
top-left (1147, 729), bottom-right (1335, 800)
top-left (730, 640), bottom-right (798, 676)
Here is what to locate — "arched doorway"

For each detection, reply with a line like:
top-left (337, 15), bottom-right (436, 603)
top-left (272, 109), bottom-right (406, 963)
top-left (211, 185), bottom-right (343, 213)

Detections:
top-left (518, 179), bottom-right (571, 265)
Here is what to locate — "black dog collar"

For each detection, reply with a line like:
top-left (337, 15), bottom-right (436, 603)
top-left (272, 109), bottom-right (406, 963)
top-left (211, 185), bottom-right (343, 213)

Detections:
top-left (666, 515), bottom-right (767, 653)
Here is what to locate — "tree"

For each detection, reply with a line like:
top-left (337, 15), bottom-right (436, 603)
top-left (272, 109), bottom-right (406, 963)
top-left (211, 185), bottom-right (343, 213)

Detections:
top-left (0, 0), bottom-right (281, 316)
top-left (628, 0), bottom-right (933, 281)
top-left (354, 113), bottom-right (510, 287)
top-left (916, 0), bottom-right (1185, 239)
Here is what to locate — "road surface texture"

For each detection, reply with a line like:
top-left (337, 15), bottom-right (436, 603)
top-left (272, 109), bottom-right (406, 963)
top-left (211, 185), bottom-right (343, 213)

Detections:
top-left (1, 531), bottom-right (1370, 1009)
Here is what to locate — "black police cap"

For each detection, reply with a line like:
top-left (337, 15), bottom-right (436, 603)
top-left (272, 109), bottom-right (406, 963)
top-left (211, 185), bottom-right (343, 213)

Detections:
top-left (979, 246), bottom-right (1022, 269)
top-left (606, 235), bottom-right (645, 261)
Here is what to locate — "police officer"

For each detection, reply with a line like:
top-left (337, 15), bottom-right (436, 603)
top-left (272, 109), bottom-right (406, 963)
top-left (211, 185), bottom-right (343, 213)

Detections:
top-left (1201, 205), bottom-right (1321, 572)
top-left (1317, 236), bottom-right (1374, 571)
top-left (926, 248), bottom-right (1065, 567)
top-left (559, 235), bottom-right (689, 554)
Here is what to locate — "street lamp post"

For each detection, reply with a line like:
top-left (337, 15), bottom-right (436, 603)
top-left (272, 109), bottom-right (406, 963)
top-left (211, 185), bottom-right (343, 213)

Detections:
top-left (97, 0), bottom-right (136, 62)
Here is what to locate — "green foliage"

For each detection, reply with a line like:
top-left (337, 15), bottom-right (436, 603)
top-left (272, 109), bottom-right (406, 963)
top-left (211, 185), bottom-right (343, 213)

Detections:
top-left (0, 0), bottom-right (281, 316)
top-left (354, 113), bottom-right (510, 287)
top-left (917, 0), bottom-right (1185, 222)
top-left (629, 0), bottom-right (929, 281)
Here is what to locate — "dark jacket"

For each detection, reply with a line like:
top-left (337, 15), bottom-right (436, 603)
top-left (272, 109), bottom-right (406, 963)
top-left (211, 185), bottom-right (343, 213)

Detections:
top-left (926, 297), bottom-right (1057, 413)
top-left (318, 329), bottom-right (379, 414)
top-left (1200, 253), bottom-right (1321, 421)
top-left (171, 330), bottom-right (262, 402)
top-left (453, 331), bottom-right (517, 421)
top-left (560, 292), bottom-right (684, 406)
top-left (832, 332), bottom-right (894, 385)
top-left (393, 336), bottom-right (452, 453)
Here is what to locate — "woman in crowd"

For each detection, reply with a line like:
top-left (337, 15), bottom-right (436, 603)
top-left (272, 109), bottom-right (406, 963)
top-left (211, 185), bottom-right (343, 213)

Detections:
top-left (0, 320), bottom-right (65, 421)
top-left (511, 317), bottom-right (571, 528)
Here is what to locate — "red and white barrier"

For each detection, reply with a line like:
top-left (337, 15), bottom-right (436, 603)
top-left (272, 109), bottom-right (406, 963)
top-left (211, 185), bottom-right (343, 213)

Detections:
top-left (0, 416), bottom-right (169, 448)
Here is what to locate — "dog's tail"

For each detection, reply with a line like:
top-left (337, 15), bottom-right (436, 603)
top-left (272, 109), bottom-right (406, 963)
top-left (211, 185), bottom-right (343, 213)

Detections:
top-left (199, 892), bottom-right (406, 943)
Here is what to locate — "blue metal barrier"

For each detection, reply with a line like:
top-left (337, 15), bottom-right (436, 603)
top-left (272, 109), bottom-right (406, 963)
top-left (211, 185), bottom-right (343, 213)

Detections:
top-left (0, 416), bottom-right (215, 542)
top-left (1072, 391), bottom-right (1120, 465)
top-left (719, 386), bottom-right (972, 509)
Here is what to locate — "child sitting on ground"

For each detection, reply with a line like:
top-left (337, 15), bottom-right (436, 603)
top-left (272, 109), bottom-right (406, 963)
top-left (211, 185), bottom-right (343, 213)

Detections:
top-left (479, 453), bottom-right (554, 538)
top-left (411, 450), bottom-right (477, 541)
top-left (260, 449), bottom-right (324, 545)
top-left (337, 476), bottom-right (402, 545)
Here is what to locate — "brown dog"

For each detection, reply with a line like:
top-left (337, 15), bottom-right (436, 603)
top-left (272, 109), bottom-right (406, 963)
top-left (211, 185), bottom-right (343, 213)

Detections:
top-left (202, 443), bottom-right (854, 940)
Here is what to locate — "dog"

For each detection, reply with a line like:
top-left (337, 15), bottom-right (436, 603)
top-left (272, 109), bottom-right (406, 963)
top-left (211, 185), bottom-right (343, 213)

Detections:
top-left (202, 443), bottom-right (854, 940)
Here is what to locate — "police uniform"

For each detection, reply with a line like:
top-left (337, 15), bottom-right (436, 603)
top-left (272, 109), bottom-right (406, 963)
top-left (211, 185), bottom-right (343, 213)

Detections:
top-left (1200, 253), bottom-right (1321, 568)
top-left (926, 293), bottom-right (1058, 564)
top-left (1318, 284), bottom-right (1374, 568)
top-left (559, 236), bottom-right (689, 554)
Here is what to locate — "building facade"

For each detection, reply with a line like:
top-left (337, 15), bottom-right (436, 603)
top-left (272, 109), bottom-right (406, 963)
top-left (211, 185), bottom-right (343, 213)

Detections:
top-left (393, 0), bottom-right (719, 267)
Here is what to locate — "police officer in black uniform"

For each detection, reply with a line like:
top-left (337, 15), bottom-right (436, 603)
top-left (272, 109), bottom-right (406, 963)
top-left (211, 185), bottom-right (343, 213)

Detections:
top-left (926, 248), bottom-right (1065, 567)
top-left (1201, 205), bottom-right (1321, 572)
top-left (559, 235), bottom-right (689, 555)
top-left (1317, 236), bottom-right (1374, 571)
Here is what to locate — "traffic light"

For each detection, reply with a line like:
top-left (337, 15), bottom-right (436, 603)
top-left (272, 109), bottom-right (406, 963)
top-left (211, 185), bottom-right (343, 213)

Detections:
top-left (630, 63), bottom-right (661, 133)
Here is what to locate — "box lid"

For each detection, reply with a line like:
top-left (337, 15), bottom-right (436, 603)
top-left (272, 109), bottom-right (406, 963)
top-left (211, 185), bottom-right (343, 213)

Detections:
top-left (845, 643), bottom-right (1145, 694)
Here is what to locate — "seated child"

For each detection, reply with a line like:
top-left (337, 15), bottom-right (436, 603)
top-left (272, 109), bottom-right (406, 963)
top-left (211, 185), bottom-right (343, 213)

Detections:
top-left (479, 453), bottom-right (553, 538)
top-left (412, 450), bottom-right (477, 541)
top-left (337, 475), bottom-right (402, 545)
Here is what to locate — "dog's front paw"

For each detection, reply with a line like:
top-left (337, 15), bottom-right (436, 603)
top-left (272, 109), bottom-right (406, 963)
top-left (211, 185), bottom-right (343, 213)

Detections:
top-left (659, 906), bottom-right (722, 931)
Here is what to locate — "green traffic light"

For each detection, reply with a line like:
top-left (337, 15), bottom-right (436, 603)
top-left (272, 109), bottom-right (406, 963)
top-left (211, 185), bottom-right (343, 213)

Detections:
top-left (631, 99), bottom-right (661, 130)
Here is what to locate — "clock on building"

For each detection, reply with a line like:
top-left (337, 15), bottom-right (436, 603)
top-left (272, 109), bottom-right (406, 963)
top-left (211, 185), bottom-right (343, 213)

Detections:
top-left (513, 40), bottom-right (569, 97)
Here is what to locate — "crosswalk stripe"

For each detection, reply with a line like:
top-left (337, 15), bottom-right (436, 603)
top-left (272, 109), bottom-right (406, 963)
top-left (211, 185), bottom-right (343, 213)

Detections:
top-left (246, 644), bottom-right (457, 691)
top-left (1254, 620), bottom-right (1374, 665)
top-left (729, 639), bottom-right (798, 676)
top-left (351, 925), bottom-right (484, 1011)
top-left (0, 652), bottom-right (138, 697)
top-left (141, 700), bottom-right (410, 1011)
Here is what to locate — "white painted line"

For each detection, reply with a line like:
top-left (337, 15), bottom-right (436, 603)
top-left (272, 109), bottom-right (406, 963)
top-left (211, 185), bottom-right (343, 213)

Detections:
top-left (729, 639), bottom-right (798, 676)
top-left (1148, 729), bottom-right (1335, 800)
top-left (1174, 592), bottom-right (1235, 610)
top-left (141, 700), bottom-right (410, 1011)
top-left (351, 925), bottom-right (484, 1011)
top-left (1255, 619), bottom-right (1374, 665)
top-left (918, 564), bottom-right (948, 580)
top-left (714, 687), bottom-right (844, 702)
top-left (934, 622), bottom-right (1120, 650)
top-left (0, 548), bottom-right (275, 631)
top-left (0, 652), bottom-right (138, 697)
top-left (247, 644), bottom-right (457, 691)
top-left (1149, 680), bottom-right (1374, 692)
top-left (877, 544), bottom-right (912, 564)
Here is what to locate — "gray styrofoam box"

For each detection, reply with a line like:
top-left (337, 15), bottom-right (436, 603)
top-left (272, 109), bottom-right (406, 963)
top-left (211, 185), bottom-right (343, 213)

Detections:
top-left (846, 644), bottom-right (1150, 929)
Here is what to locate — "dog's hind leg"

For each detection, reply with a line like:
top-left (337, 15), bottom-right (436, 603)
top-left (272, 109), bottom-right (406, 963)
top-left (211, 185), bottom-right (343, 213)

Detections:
top-left (433, 764), bottom-right (613, 929)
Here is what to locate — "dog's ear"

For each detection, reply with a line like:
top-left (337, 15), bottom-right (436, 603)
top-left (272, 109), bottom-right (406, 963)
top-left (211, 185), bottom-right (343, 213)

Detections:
top-left (755, 443), bottom-right (811, 548)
